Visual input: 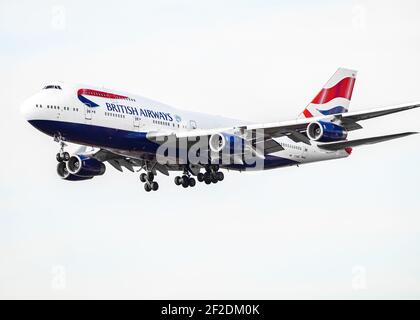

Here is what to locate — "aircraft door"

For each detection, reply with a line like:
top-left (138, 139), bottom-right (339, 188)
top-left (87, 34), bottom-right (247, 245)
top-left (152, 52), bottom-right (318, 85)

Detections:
top-left (300, 145), bottom-right (309, 160)
top-left (56, 105), bottom-right (61, 120)
top-left (189, 120), bottom-right (197, 130)
top-left (133, 115), bottom-right (141, 131)
top-left (84, 105), bottom-right (92, 121)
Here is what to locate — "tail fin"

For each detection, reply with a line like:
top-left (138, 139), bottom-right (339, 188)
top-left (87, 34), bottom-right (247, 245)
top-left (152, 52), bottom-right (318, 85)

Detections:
top-left (299, 68), bottom-right (357, 119)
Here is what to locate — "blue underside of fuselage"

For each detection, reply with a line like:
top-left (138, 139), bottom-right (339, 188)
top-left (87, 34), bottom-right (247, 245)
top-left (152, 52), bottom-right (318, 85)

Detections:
top-left (28, 120), bottom-right (298, 170)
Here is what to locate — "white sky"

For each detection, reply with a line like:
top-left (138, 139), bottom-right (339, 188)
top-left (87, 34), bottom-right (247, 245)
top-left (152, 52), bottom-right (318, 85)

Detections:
top-left (1, 0), bottom-right (420, 299)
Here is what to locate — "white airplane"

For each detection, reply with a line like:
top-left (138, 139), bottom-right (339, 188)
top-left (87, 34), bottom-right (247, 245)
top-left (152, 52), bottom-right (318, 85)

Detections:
top-left (21, 68), bottom-right (419, 192)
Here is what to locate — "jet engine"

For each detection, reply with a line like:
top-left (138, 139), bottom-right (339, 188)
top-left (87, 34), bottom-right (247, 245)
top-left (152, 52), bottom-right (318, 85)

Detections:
top-left (209, 133), bottom-right (245, 153)
top-left (57, 162), bottom-right (93, 181)
top-left (67, 154), bottom-right (106, 177)
top-left (306, 121), bottom-right (348, 142)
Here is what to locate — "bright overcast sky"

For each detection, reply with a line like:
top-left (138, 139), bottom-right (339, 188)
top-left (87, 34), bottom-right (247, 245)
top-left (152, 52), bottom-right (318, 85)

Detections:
top-left (1, 0), bottom-right (420, 299)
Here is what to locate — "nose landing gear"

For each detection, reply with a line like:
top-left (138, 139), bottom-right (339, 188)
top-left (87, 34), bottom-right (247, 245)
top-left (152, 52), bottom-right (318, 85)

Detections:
top-left (56, 151), bottom-right (70, 162)
top-left (55, 138), bottom-right (70, 162)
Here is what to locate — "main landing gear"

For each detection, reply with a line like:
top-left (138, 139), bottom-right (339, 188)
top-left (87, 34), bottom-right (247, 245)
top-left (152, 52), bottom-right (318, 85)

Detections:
top-left (197, 165), bottom-right (224, 185)
top-left (173, 165), bottom-right (224, 189)
top-left (174, 169), bottom-right (196, 189)
top-left (140, 171), bottom-right (159, 192)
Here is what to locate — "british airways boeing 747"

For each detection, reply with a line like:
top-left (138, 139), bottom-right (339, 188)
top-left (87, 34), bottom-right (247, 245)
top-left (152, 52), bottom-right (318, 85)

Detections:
top-left (21, 68), bottom-right (419, 192)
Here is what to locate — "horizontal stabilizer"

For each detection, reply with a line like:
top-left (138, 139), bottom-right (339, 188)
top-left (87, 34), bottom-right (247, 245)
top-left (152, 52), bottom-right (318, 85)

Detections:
top-left (318, 132), bottom-right (417, 151)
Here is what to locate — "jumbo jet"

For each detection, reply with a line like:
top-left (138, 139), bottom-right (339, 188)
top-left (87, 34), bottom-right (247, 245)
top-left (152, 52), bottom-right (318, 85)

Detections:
top-left (21, 68), bottom-right (419, 192)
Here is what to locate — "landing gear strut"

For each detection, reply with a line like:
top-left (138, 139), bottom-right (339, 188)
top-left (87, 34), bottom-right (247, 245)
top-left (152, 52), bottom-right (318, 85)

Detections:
top-left (55, 137), bottom-right (70, 162)
top-left (139, 172), bottom-right (154, 183)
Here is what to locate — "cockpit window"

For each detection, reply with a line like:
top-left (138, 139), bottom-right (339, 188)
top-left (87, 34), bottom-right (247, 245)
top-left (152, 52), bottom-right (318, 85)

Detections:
top-left (43, 85), bottom-right (62, 90)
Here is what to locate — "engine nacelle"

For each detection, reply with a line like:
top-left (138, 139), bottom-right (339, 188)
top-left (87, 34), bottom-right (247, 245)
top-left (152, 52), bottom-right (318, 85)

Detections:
top-left (67, 154), bottom-right (106, 177)
top-left (306, 121), bottom-right (348, 142)
top-left (57, 162), bottom-right (93, 181)
top-left (209, 133), bottom-right (245, 154)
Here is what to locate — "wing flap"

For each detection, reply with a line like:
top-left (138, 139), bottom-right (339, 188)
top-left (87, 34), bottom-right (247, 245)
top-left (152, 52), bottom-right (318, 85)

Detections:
top-left (254, 138), bottom-right (284, 154)
top-left (108, 159), bottom-right (123, 172)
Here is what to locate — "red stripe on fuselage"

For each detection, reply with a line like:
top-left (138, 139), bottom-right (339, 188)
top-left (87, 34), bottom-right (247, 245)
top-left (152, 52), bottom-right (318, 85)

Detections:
top-left (77, 88), bottom-right (128, 100)
top-left (311, 77), bottom-right (355, 105)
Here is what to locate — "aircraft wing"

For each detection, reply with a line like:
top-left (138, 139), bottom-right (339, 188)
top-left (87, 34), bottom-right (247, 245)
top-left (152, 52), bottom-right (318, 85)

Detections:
top-left (91, 148), bottom-right (142, 172)
top-left (147, 128), bottom-right (285, 156)
top-left (146, 102), bottom-right (420, 155)
top-left (92, 148), bottom-right (173, 175)
top-left (337, 102), bottom-right (420, 130)
top-left (235, 102), bottom-right (420, 145)
top-left (75, 103), bottom-right (418, 175)
top-left (317, 132), bottom-right (418, 151)
top-left (244, 102), bottom-right (420, 135)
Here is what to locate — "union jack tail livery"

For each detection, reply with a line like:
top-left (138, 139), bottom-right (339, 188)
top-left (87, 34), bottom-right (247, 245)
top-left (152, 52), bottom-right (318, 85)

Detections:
top-left (299, 68), bottom-right (357, 119)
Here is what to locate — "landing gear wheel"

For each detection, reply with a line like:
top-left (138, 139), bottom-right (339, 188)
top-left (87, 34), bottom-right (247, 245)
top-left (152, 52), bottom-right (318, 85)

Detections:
top-left (174, 176), bottom-right (182, 186)
top-left (56, 153), bottom-right (64, 163)
top-left (182, 175), bottom-right (189, 185)
top-left (144, 183), bottom-right (152, 192)
top-left (211, 176), bottom-right (218, 184)
top-left (151, 181), bottom-right (159, 191)
top-left (140, 173), bottom-right (147, 183)
top-left (147, 172), bottom-right (154, 182)
top-left (204, 177), bottom-right (212, 185)
top-left (182, 180), bottom-right (189, 188)
top-left (188, 177), bottom-right (196, 187)
top-left (63, 152), bottom-right (70, 161)
top-left (197, 172), bottom-right (204, 182)
top-left (204, 172), bottom-right (211, 181)
top-left (216, 171), bottom-right (224, 181)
